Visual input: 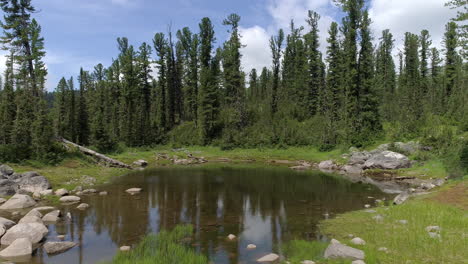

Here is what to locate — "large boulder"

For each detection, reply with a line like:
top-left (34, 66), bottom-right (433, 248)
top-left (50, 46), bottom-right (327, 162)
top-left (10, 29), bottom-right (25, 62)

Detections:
top-left (0, 217), bottom-right (16, 229)
top-left (318, 160), bottom-right (338, 170)
top-left (0, 238), bottom-right (32, 259)
top-left (393, 192), bottom-right (410, 205)
top-left (0, 179), bottom-right (18, 196)
top-left (18, 173), bottom-right (51, 193)
top-left (0, 165), bottom-right (14, 176)
top-left (348, 151), bottom-right (371, 165)
top-left (324, 239), bottom-right (365, 261)
top-left (18, 215), bottom-right (43, 224)
top-left (363, 151), bottom-right (411, 170)
top-left (42, 210), bottom-right (61, 222)
top-left (43, 241), bottom-right (77, 255)
top-left (0, 194), bottom-right (36, 210)
top-left (1, 223), bottom-right (48, 245)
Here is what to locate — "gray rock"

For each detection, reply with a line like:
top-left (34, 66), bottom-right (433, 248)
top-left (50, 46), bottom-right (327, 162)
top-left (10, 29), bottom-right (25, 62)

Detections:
top-left (428, 232), bottom-right (441, 239)
top-left (126, 188), bottom-right (142, 194)
top-left (0, 179), bottom-right (18, 196)
top-left (43, 241), bottom-right (77, 255)
top-left (39, 190), bottom-right (53, 196)
top-left (364, 209), bottom-right (376, 213)
top-left (324, 239), bottom-right (365, 260)
top-left (363, 151), bottom-right (411, 170)
top-left (42, 210), bottom-right (61, 222)
top-left (99, 191), bottom-right (108, 196)
top-left (372, 215), bottom-right (384, 221)
top-left (0, 194), bottom-right (36, 210)
top-left (393, 192), bottom-right (410, 205)
top-left (0, 238), bottom-right (32, 259)
top-left (342, 165), bottom-right (363, 175)
top-left (349, 151), bottom-right (371, 165)
top-left (433, 179), bottom-right (445, 187)
top-left (54, 188), bottom-right (69, 196)
top-left (0, 224), bottom-right (5, 237)
top-left (73, 186), bottom-right (83, 192)
top-left (18, 174), bottom-right (51, 193)
top-left (378, 247), bottom-right (389, 253)
top-left (0, 165), bottom-right (14, 176)
top-left (421, 182), bottom-right (436, 190)
top-left (247, 244), bottom-right (256, 249)
top-left (394, 141), bottom-right (420, 154)
top-left (33, 206), bottom-right (55, 212)
top-left (351, 261), bottom-right (366, 264)
top-left (57, 235), bottom-right (65, 240)
top-left (350, 237), bottom-right (366, 245)
top-left (24, 209), bottom-right (43, 218)
top-left (301, 261), bottom-right (315, 264)
top-left (59, 196), bottom-right (80, 203)
top-left (257, 253), bottom-right (279, 262)
top-left (82, 189), bottom-right (97, 194)
top-left (18, 215), bottom-right (43, 224)
top-left (76, 203), bottom-right (89, 210)
top-left (133, 160), bottom-right (148, 167)
top-left (0, 197), bottom-right (6, 204)
top-left (425, 226), bottom-right (440, 232)
top-left (0, 217), bottom-right (16, 229)
top-left (397, 220), bottom-right (408, 224)
top-left (318, 160), bottom-right (337, 170)
top-left (120, 246), bottom-right (130, 251)
top-left (1, 223), bottom-right (48, 245)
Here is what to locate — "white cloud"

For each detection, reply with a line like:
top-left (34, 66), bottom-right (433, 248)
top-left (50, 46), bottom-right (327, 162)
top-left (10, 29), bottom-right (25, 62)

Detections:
top-left (369, 0), bottom-right (457, 54)
top-left (240, 26), bottom-right (272, 72)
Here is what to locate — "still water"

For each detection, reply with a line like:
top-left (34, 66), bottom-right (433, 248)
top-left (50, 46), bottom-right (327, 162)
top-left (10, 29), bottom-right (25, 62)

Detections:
top-left (24, 165), bottom-right (388, 264)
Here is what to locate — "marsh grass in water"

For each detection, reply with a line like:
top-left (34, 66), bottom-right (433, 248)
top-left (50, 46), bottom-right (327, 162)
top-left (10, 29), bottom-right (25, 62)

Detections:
top-left (107, 225), bottom-right (208, 264)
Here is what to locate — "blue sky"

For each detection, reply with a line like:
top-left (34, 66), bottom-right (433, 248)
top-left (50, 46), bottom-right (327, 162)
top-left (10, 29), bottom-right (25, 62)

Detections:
top-left (0, 0), bottom-right (457, 90)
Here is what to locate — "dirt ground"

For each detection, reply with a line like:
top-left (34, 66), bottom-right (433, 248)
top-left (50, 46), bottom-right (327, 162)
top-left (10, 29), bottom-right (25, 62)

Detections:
top-left (431, 181), bottom-right (468, 210)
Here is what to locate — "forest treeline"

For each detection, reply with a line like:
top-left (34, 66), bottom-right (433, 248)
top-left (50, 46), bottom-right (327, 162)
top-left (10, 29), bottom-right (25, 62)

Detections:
top-left (0, 0), bottom-right (466, 167)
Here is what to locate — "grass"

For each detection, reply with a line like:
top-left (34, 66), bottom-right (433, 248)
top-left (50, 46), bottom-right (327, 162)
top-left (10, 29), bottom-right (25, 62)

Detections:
top-left (105, 225), bottom-right (208, 264)
top-left (282, 181), bottom-right (468, 264)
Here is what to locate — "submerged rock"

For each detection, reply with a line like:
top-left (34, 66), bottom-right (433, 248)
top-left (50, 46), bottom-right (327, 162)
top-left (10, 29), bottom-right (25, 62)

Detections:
top-left (76, 203), bottom-right (89, 210)
top-left (257, 253), bottom-right (279, 262)
top-left (126, 188), bottom-right (142, 194)
top-left (324, 239), bottom-right (365, 260)
top-left (0, 238), bottom-right (32, 259)
top-left (43, 241), bottom-right (77, 255)
top-left (59, 196), bottom-right (81, 203)
top-left (0, 194), bottom-right (36, 210)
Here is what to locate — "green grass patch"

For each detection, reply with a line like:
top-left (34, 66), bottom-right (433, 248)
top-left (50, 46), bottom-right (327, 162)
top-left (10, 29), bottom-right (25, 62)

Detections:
top-left (396, 159), bottom-right (448, 179)
top-left (318, 196), bottom-right (468, 264)
top-left (106, 225), bottom-right (208, 264)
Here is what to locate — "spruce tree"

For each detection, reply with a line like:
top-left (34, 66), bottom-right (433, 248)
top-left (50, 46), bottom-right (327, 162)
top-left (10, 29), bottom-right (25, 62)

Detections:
top-left (270, 29), bottom-right (284, 116)
top-left (375, 29), bottom-right (396, 120)
top-left (153, 33), bottom-right (168, 136)
top-left (76, 68), bottom-right (90, 145)
top-left (444, 22), bottom-right (458, 99)
top-left (305, 10), bottom-right (323, 116)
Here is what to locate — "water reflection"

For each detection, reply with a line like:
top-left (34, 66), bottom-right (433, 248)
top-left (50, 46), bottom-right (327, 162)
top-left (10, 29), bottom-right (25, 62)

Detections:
top-left (27, 166), bottom-right (389, 264)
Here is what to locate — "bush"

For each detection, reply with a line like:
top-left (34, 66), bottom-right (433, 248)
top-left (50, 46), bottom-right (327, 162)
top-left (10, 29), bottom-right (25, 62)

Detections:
top-left (168, 122), bottom-right (200, 146)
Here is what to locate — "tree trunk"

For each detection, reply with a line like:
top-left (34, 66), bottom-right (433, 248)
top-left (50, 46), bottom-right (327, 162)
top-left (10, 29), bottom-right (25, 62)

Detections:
top-left (57, 137), bottom-right (132, 169)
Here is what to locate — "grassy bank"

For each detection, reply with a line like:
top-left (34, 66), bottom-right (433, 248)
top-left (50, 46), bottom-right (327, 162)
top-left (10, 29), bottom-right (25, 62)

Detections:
top-left (281, 180), bottom-right (468, 264)
top-left (103, 225), bottom-right (207, 264)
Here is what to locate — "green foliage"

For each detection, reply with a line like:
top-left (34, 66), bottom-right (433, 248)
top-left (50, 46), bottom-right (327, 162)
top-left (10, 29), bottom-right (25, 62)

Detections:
top-left (168, 122), bottom-right (200, 146)
top-left (281, 240), bottom-right (328, 263)
top-left (109, 225), bottom-right (208, 264)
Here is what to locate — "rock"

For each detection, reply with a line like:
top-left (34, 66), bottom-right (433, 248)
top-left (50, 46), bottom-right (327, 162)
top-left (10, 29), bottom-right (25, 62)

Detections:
top-left (1, 223), bottom-right (48, 245)
top-left (397, 220), bottom-right (408, 224)
top-left (363, 151), bottom-right (411, 170)
top-left (54, 188), bottom-right (69, 196)
top-left (364, 209), bottom-right (376, 213)
top-left (126, 188), bottom-right (142, 194)
top-left (428, 232), bottom-right (441, 239)
top-left (0, 224), bottom-right (5, 237)
top-left (99, 191), bottom-right (108, 196)
top-left (421, 182), bottom-right (436, 190)
top-left (347, 234), bottom-right (354, 238)
top-left (16, 189), bottom-right (29, 195)
top-left (24, 209), bottom-right (43, 218)
top-left (82, 188), bottom-right (97, 194)
top-left (342, 165), bottom-right (363, 175)
top-left (18, 215), bottom-right (43, 224)
top-left (73, 186), bottom-right (83, 192)
top-left (227, 234), bottom-right (236, 240)
top-left (66, 212), bottom-right (72, 220)
top-left (39, 190), bottom-right (53, 196)
top-left (372, 215), bottom-right (384, 221)
top-left (59, 196), bottom-right (80, 203)
top-left (0, 198), bottom-right (6, 204)
top-left (18, 173), bottom-right (51, 193)
top-left (57, 235), bottom-right (65, 240)
top-left (80, 175), bottom-right (96, 186)
top-left (349, 151), bottom-right (371, 165)
top-left (324, 239), bottom-right (365, 260)
top-left (0, 194), bottom-right (36, 210)
top-left (433, 179), bottom-right (445, 187)
top-left (393, 192), bottom-right (410, 205)
top-left (75, 191), bottom-right (83, 195)
top-left (0, 238), bottom-right (32, 259)
top-left (425, 226), bottom-right (440, 232)
top-left (318, 160), bottom-right (337, 170)
top-left (351, 261), bottom-right (366, 264)
top-left (247, 244), bottom-right (256, 249)
top-left (32, 192), bottom-right (41, 200)
top-left (0, 165), bottom-right (14, 176)
top-left (290, 165), bottom-right (309, 171)
top-left (257, 253), bottom-right (279, 262)
top-left (301, 261), bottom-right (315, 264)
top-left (394, 141), bottom-right (420, 154)
top-left (364, 204), bottom-right (370, 208)
top-left (0, 179), bottom-right (18, 196)
top-left (34, 206), bottom-right (55, 212)
top-left (0, 217), bottom-right (16, 229)
top-left (350, 237), bottom-right (366, 245)
top-left (378, 247), bottom-right (389, 253)
top-left (76, 203), bottom-right (89, 210)
top-left (42, 210), bottom-right (61, 222)
top-left (43, 241), bottom-right (77, 255)
top-left (120, 246), bottom-right (131, 251)
top-left (133, 160), bottom-right (148, 167)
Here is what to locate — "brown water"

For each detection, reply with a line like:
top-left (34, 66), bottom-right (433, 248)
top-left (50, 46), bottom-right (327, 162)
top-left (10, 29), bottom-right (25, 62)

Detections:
top-left (16, 165), bottom-right (388, 264)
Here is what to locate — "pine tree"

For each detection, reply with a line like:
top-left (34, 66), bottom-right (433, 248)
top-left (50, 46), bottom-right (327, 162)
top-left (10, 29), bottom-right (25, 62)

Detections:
top-left (375, 29), bottom-right (396, 120)
top-left (136, 43), bottom-right (152, 145)
top-left (270, 29), bottom-right (284, 116)
top-left (248, 69), bottom-right (258, 100)
top-left (0, 52), bottom-right (16, 145)
top-left (76, 68), bottom-right (90, 145)
top-left (420, 30), bottom-right (432, 103)
top-left (444, 22), bottom-right (458, 99)
top-left (305, 10), bottom-right (323, 116)
top-left (54, 77), bottom-right (68, 137)
top-left (153, 33), bottom-right (168, 136)
top-left (198, 17), bottom-right (217, 144)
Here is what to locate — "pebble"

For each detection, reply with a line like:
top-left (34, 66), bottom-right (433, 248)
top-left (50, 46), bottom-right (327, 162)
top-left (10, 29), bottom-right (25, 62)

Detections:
top-left (120, 246), bottom-right (131, 251)
top-left (227, 234), bottom-right (236, 240)
top-left (99, 191), bottom-right (108, 196)
top-left (57, 235), bottom-right (65, 240)
top-left (378, 247), bottom-right (389, 253)
top-left (350, 237), bottom-right (366, 245)
top-left (364, 204), bottom-right (371, 208)
top-left (246, 244), bottom-right (256, 249)
top-left (397, 220), bottom-right (408, 224)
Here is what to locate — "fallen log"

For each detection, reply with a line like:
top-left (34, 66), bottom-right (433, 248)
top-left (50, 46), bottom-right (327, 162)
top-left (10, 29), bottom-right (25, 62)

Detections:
top-left (57, 137), bottom-right (132, 169)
